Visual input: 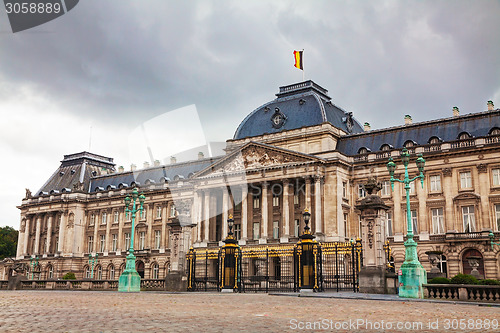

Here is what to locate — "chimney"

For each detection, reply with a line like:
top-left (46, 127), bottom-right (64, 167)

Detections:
top-left (363, 122), bottom-right (371, 131)
top-left (170, 156), bottom-right (177, 164)
top-left (453, 106), bottom-right (460, 117)
top-left (404, 115), bottom-right (412, 125)
top-left (198, 152), bottom-right (205, 160)
top-left (130, 164), bottom-right (137, 171)
top-left (488, 100), bottom-right (495, 111)
top-left (118, 166), bottom-right (124, 173)
top-left (143, 161), bottom-right (150, 169)
top-left (154, 160), bottom-right (161, 167)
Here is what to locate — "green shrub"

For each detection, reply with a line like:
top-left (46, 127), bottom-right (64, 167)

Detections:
top-left (450, 274), bottom-right (479, 285)
top-left (62, 272), bottom-right (76, 280)
top-left (478, 279), bottom-right (500, 286)
top-left (428, 277), bottom-right (450, 284)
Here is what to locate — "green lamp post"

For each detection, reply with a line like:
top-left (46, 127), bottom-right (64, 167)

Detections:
top-left (387, 148), bottom-right (427, 298)
top-left (88, 253), bottom-right (98, 279)
top-left (118, 187), bottom-right (145, 292)
top-left (29, 255), bottom-right (39, 280)
top-left (489, 231), bottom-right (500, 250)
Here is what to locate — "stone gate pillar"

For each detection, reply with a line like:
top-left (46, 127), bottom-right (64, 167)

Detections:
top-left (355, 178), bottom-right (391, 294)
top-left (165, 199), bottom-right (195, 291)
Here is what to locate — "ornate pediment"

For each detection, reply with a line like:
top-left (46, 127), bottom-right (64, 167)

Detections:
top-left (198, 143), bottom-right (316, 177)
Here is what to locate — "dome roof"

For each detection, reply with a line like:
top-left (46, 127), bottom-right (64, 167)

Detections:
top-left (233, 80), bottom-right (363, 140)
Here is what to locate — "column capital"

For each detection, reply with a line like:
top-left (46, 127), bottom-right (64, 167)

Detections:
top-left (313, 174), bottom-right (324, 182)
top-left (261, 181), bottom-right (269, 188)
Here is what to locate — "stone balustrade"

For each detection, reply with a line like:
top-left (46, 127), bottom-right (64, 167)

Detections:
top-left (424, 284), bottom-right (500, 302)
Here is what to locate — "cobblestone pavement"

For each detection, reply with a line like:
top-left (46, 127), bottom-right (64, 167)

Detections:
top-left (0, 291), bottom-right (499, 333)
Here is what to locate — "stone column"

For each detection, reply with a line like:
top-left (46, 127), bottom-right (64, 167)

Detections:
top-left (477, 164), bottom-right (489, 231)
top-left (203, 190), bottom-right (210, 243)
top-left (442, 168), bottom-right (454, 231)
top-left (23, 217), bottom-right (31, 255)
top-left (282, 179), bottom-right (290, 242)
top-left (46, 214), bottom-right (53, 253)
top-left (117, 209), bottom-right (124, 253)
top-left (34, 215), bottom-right (42, 255)
top-left (222, 187), bottom-right (229, 240)
top-left (241, 184), bottom-right (248, 243)
top-left (356, 184), bottom-right (391, 294)
top-left (93, 212), bottom-right (99, 253)
top-left (305, 177), bottom-right (312, 212)
top-left (161, 205), bottom-right (167, 250)
top-left (105, 210), bottom-right (112, 253)
top-left (314, 176), bottom-right (323, 236)
top-left (261, 182), bottom-right (269, 242)
top-left (57, 212), bottom-right (66, 254)
top-left (146, 204), bottom-right (154, 249)
top-left (193, 190), bottom-right (201, 243)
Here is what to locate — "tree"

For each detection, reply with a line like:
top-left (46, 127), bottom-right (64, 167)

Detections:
top-left (0, 226), bottom-right (18, 260)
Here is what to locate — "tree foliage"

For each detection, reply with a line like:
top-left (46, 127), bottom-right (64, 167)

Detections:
top-left (0, 226), bottom-right (18, 260)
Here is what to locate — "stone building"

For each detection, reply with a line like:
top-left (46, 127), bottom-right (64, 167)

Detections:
top-left (6, 80), bottom-right (500, 282)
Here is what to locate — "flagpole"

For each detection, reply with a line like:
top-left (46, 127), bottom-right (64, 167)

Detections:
top-left (302, 49), bottom-right (305, 81)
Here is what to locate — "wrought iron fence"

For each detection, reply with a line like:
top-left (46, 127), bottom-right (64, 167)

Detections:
top-left (187, 240), bottom-right (364, 293)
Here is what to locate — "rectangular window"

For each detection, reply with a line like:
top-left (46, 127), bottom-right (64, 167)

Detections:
top-left (253, 222), bottom-right (260, 240)
top-left (462, 206), bottom-right (476, 232)
top-left (405, 210), bottom-right (418, 234)
top-left (493, 168), bottom-right (500, 186)
top-left (154, 230), bottom-right (161, 249)
top-left (460, 171), bottom-right (472, 189)
top-left (126, 211), bottom-right (131, 222)
top-left (88, 236), bottom-right (94, 252)
top-left (233, 192), bottom-right (242, 211)
top-left (55, 237), bottom-right (59, 252)
top-left (170, 205), bottom-right (176, 217)
top-left (253, 196), bottom-right (260, 209)
top-left (90, 214), bottom-right (95, 226)
top-left (342, 181), bottom-right (348, 198)
top-left (112, 234), bottom-right (117, 252)
top-left (124, 233), bottom-right (130, 249)
top-left (233, 224), bottom-right (241, 240)
top-left (495, 204), bottom-right (500, 231)
top-left (294, 219), bottom-right (300, 237)
top-left (156, 206), bottom-right (162, 219)
top-left (139, 232), bottom-right (146, 250)
top-left (408, 181), bottom-right (416, 195)
top-left (381, 181), bottom-right (391, 196)
top-left (358, 184), bottom-right (366, 198)
top-left (343, 213), bottom-right (348, 237)
top-left (294, 193), bottom-right (299, 205)
top-left (430, 175), bottom-right (442, 192)
top-left (101, 212), bottom-right (107, 225)
top-left (431, 208), bottom-right (445, 234)
top-left (140, 208), bottom-right (146, 220)
top-left (273, 221), bottom-right (279, 239)
top-left (386, 212), bottom-right (393, 237)
top-left (100, 235), bottom-right (106, 252)
top-left (113, 211), bottom-right (119, 224)
top-left (272, 195), bottom-right (279, 207)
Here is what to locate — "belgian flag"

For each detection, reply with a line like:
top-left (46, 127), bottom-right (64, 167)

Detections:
top-left (293, 50), bottom-right (303, 70)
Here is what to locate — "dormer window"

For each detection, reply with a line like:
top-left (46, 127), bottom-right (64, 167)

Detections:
top-left (145, 179), bottom-right (155, 185)
top-left (160, 177), bottom-right (170, 183)
top-left (380, 144), bottom-right (392, 151)
top-left (404, 140), bottom-right (417, 148)
top-left (357, 147), bottom-right (370, 154)
top-left (458, 132), bottom-right (472, 140)
top-left (489, 128), bottom-right (500, 136)
top-left (106, 185), bottom-right (116, 191)
top-left (428, 136), bottom-right (442, 144)
top-left (118, 183), bottom-right (128, 189)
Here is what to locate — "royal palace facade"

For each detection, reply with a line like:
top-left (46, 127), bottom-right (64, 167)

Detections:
top-left (3, 81), bottom-right (500, 284)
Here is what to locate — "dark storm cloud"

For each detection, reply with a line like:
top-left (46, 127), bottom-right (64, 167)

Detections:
top-left (1, 0), bottom-right (499, 135)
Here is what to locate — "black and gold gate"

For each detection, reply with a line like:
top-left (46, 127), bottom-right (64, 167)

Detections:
top-left (187, 240), bottom-right (362, 293)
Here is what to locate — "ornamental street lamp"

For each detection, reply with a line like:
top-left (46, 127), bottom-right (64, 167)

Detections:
top-left (387, 148), bottom-right (427, 298)
top-left (489, 231), bottom-right (500, 250)
top-left (118, 187), bottom-right (145, 292)
top-left (88, 253), bottom-right (98, 279)
top-left (29, 255), bottom-right (39, 280)
top-left (221, 215), bottom-right (240, 292)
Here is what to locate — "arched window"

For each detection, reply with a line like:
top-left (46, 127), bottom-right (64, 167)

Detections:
top-left (84, 265), bottom-right (90, 279)
top-left (357, 147), bottom-right (370, 154)
top-left (462, 249), bottom-right (484, 278)
top-left (380, 144), bottom-right (392, 151)
top-left (428, 136), bottom-right (441, 144)
top-left (152, 263), bottom-right (159, 279)
top-left (458, 132), bottom-right (472, 140)
top-left (404, 140), bottom-right (417, 148)
top-left (489, 127), bottom-right (500, 136)
top-left (96, 265), bottom-right (103, 280)
top-left (108, 265), bottom-right (115, 280)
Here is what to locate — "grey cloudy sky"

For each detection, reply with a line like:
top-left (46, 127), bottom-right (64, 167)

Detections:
top-left (1, 0), bottom-right (499, 228)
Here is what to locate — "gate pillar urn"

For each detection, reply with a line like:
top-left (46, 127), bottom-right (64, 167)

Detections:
top-left (355, 179), bottom-right (391, 294)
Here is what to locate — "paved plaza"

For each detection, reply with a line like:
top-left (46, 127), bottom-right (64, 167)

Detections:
top-left (0, 291), bottom-right (498, 332)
